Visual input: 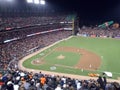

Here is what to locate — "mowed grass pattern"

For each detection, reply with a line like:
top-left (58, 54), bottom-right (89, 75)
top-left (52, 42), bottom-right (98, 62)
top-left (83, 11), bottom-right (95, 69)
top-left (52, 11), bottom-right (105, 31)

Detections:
top-left (23, 36), bottom-right (120, 79)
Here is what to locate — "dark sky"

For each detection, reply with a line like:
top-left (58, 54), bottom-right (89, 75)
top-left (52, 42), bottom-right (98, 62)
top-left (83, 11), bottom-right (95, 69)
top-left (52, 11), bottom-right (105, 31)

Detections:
top-left (46, 0), bottom-right (120, 25)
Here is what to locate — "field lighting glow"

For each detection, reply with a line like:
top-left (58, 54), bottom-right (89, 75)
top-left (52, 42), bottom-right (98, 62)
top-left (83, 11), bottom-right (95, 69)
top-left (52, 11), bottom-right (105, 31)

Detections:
top-left (7, 0), bottom-right (13, 2)
top-left (34, 0), bottom-right (39, 4)
top-left (27, 0), bottom-right (45, 5)
top-left (0, 0), bottom-right (14, 2)
top-left (27, 0), bottom-right (33, 3)
top-left (40, 0), bottom-right (45, 5)
top-left (0, 0), bottom-right (15, 5)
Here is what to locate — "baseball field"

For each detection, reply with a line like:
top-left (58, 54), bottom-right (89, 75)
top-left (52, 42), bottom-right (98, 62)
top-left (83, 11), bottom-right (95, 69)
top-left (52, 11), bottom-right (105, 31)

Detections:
top-left (22, 36), bottom-right (120, 79)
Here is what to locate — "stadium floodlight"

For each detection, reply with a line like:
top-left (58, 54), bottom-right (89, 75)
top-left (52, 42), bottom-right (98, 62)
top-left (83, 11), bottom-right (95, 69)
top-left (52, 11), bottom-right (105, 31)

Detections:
top-left (40, 0), bottom-right (45, 5)
top-left (34, 0), bottom-right (39, 4)
top-left (27, 0), bottom-right (33, 3)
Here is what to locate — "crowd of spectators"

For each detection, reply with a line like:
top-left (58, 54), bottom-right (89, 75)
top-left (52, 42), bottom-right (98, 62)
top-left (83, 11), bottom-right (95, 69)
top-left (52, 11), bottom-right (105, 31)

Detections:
top-left (1, 15), bottom-right (120, 90)
top-left (0, 16), bottom-right (67, 31)
top-left (0, 30), bottom-right (72, 70)
top-left (0, 69), bottom-right (120, 90)
top-left (78, 26), bottom-right (120, 38)
top-left (0, 23), bottom-right (65, 42)
top-left (1, 27), bottom-right (120, 90)
top-left (0, 14), bottom-right (73, 70)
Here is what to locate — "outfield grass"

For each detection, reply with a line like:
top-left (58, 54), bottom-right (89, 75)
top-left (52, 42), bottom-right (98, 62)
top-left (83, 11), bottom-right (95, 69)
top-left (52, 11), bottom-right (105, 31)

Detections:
top-left (23, 36), bottom-right (120, 79)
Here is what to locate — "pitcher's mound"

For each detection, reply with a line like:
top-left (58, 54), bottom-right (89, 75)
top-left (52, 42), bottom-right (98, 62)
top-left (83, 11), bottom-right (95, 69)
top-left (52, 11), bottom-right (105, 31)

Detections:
top-left (57, 54), bottom-right (65, 60)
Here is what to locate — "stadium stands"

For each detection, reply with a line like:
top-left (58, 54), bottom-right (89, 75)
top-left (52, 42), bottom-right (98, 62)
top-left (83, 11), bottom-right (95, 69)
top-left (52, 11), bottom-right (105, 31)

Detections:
top-left (0, 30), bottom-right (72, 70)
top-left (0, 15), bottom-right (120, 90)
top-left (0, 15), bottom-right (73, 70)
top-left (0, 69), bottom-right (120, 90)
top-left (78, 26), bottom-right (120, 38)
top-left (0, 16), bottom-right (67, 31)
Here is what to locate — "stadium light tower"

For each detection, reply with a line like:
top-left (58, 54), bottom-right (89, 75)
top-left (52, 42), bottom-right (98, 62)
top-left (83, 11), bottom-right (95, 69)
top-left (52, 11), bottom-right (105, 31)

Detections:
top-left (27, 0), bottom-right (33, 3)
top-left (40, 0), bottom-right (45, 5)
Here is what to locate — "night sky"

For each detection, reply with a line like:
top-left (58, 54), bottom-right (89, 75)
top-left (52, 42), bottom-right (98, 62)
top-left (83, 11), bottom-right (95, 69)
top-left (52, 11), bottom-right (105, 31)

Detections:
top-left (46, 0), bottom-right (120, 25)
